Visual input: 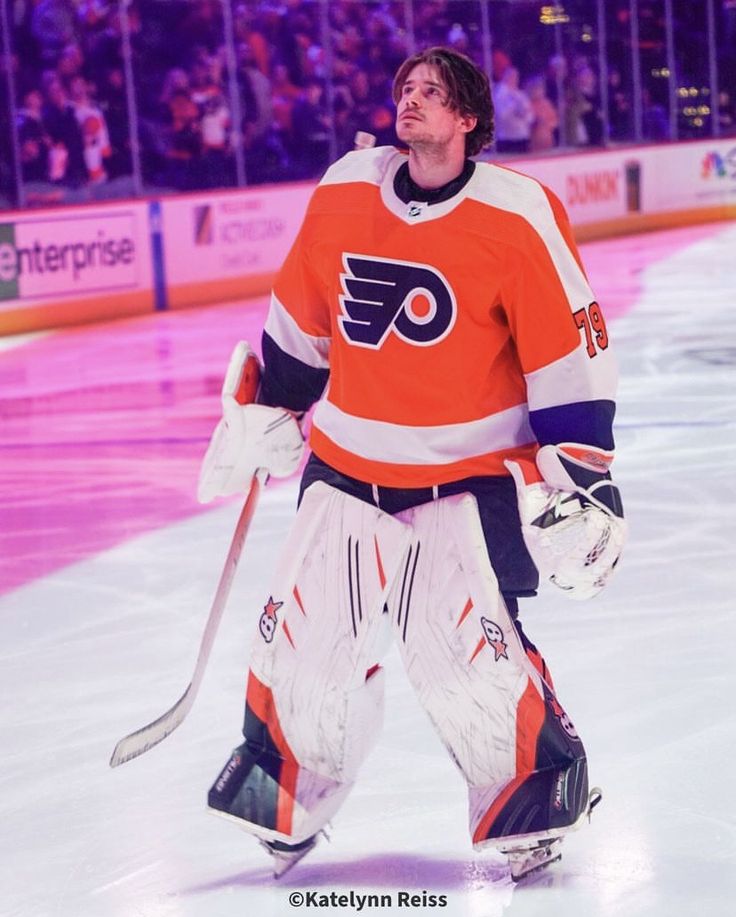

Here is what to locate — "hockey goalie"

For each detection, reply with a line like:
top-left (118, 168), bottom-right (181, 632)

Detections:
top-left (198, 45), bottom-right (626, 882)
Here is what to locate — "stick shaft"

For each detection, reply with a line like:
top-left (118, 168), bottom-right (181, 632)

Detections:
top-left (109, 477), bottom-right (262, 767)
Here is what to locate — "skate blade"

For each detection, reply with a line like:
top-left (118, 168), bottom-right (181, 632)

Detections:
top-left (208, 805), bottom-right (322, 876)
top-left (509, 841), bottom-right (562, 882)
top-left (268, 838), bottom-right (319, 878)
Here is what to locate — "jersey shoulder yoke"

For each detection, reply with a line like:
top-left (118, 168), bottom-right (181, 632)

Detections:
top-left (320, 146), bottom-right (403, 189)
top-left (468, 160), bottom-right (565, 241)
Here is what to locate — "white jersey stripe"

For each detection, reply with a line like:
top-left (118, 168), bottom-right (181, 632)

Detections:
top-left (264, 293), bottom-right (331, 370)
top-left (525, 344), bottom-right (618, 411)
top-left (312, 399), bottom-right (534, 466)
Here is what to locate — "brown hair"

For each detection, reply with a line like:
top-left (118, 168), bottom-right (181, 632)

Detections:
top-left (392, 47), bottom-right (494, 156)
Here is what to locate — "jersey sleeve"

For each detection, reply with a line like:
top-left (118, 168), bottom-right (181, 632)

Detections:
top-left (500, 187), bottom-right (618, 451)
top-left (259, 209), bottom-right (331, 412)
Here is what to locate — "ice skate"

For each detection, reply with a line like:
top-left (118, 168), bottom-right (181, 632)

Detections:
top-left (506, 837), bottom-right (563, 881)
top-left (260, 833), bottom-right (320, 878)
top-left (503, 786), bottom-right (602, 881)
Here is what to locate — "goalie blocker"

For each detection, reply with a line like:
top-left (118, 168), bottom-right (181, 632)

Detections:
top-left (197, 341), bottom-right (304, 503)
top-left (208, 482), bottom-right (596, 856)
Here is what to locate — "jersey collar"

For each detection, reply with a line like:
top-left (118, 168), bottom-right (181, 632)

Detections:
top-left (380, 151), bottom-right (477, 224)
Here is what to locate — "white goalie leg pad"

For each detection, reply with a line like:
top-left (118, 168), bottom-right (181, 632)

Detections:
top-left (390, 493), bottom-right (534, 787)
top-left (237, 482), bottom-right (412, 843)
top-left (389, 493), bottom-right (588, 848)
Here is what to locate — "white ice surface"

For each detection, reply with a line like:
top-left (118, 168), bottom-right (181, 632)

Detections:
top-left (2, 225), bottom-right (736, 916)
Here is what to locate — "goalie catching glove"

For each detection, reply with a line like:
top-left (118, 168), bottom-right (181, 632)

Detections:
top-left (505, 443), bottom-right (627, 600)
top-left (197, 341), bottom-right (304, 503)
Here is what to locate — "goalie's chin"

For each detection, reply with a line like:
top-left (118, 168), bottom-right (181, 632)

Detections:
top-left (396, 121), bottom-right (424, 144)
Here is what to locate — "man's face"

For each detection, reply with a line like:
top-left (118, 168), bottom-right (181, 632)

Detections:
top-left (395, 63), bottom-right (475, 151)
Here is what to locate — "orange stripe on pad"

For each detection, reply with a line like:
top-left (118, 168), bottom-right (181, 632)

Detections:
top-left (469, 636), bottom-right (486, 664)
top-left (245, 671), bottom-right (299, 835)
top-left (293, 585), bottom-right (307, 616)
top-left (515, 676), bottom-right (546, 775)
top-left (234, 354), bottom-right (261, 405)
top-left (374, 536), bottom-right (386, 589)
top-left (456, 597), bottom-right (474, 629)
top-left (282, 620), bottom-right (296, 649)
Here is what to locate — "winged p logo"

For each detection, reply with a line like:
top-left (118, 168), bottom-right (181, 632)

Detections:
top-left (338, 253), bottom-right (457, 349)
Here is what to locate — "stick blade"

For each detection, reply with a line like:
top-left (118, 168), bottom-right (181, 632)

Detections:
top-left (109, 683), bottom-right (193, 767)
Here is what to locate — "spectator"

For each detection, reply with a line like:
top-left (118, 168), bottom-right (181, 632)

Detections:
top-left (237, 43), bottom-right (272, 146)
top-left (56, 41), bottom-right (84, 82)
top-left (492, 48), bottom-right (512, 83)
top-left (289, 80), bottom-right (331, 178)
top-left (233, 4), bottom-right (271, 76)
top-left (10, 0), bottom-right (735, 198)
top-left (31, 0), bottom-right (77, 67)
top-left (607, 67), bottom-right (632, 141)
top-left (525, 75), bottom-right (558, 152)
top-left (446, 21), bottom-right (470, 56)
top-left (178, 0), bottom-right (224, 56)
top-left (332, 22), bottom-right (363, 67)
top-left (271, 62), bottom-right (300, 148)
top-left (337, 66), bottom-right (396, 153)
top-left (77, 0), bottom-right (113, 33)
top-left (189, 49), bottom-right (224, 114)
top-left (364, 7), bottom-right (408, 72)
top-left (83, 2), bottom-right (126, 87)
top-left (158, 68), bottom-right (202, 189)
top-left (568, 62), bottom-right (603, 147)
top-left (17, 88), bottom-right (51, 183)
top-left (493, 66), bottom-right (533, 154)
top-left (98, 65), bottom-right (131, 179)
top-left (338, 68), bottom-right (373, 153)
top-left (413, 1), bottom-right (452, 50)
top-left (41, 70), bottom-right (86, 185)
top-left (546, 53), bottom-right (568, 145)
top-left (200, 88), bottom-right (234, 187)
top-left (69, 74), bottom-right (112, 183)
top-left (237, 41), bottom-right (282, 182)
top-left (641, 87), bottom-right (670, 141)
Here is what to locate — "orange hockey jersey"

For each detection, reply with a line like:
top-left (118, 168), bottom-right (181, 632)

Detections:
top-left (262, 146), bottom-right (617, 488)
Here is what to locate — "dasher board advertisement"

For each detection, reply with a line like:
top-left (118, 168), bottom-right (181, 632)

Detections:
top-left (521, 138), bottom-right (736, 228)
top-left (161, 183), bottom-right (313, 296)
top-left (0, 210), bottom-right (144, 311)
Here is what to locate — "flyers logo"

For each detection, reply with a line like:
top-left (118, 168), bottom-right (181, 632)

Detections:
top-left (338, 253), bottom-right (457, 348)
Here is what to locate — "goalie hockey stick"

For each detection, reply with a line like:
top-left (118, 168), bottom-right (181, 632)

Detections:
top-left (109, 474), bottom-right (262, 767)
top-left (111, 134), bottom-right (374, 769)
